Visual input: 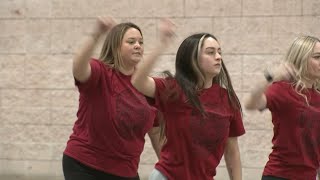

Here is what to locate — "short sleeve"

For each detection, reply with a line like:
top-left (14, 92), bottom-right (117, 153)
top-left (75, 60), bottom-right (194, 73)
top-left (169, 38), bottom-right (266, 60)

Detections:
top-left (75, 58), bottom-right (103, 92)
top-left (229, 110), bottom-right (245, 137)
top-left (265, 81), bottom-right (288, 112)
top-left (152, 77), bottom-right (168, 112)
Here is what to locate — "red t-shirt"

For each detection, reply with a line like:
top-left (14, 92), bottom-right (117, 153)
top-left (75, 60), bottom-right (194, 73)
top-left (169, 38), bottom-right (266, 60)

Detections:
top-left (263, 81), bottom-right (320, 180)
top-left (153, 78), bottom-right (245, 180)
top-left (64, 59), bottom-right (157, 177)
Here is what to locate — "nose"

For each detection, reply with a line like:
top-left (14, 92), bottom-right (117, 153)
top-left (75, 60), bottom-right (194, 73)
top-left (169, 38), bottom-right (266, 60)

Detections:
top-left (216, 52), bottom-right (222, 61)
top-left (134, 42), bottom-right (141, 49)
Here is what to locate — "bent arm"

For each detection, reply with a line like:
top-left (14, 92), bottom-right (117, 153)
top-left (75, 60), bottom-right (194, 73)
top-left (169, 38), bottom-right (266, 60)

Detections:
top-left (224, 137), bottom-right (242, 180)
top-left (73, 17), bottom-right (115, 83)
top-left (148, 127), bottom-right (162, 159)
top-left (131, 19), bottom-right (175, 98)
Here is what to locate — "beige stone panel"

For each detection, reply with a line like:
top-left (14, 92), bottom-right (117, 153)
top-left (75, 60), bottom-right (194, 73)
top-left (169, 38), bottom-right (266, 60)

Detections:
top-left (242, 73), bottom-right (268, 92)
top-left (150, 55), bottom-right (175, 77)
top-left (132, 0), bottom-right (184, 18)
top-left (52, 0), bottom-right (93, 17)
top-left (51, 143), bottom-right (67, 161)
top-left (301, 16), bottom-right (320, 37)
top-left (0, 71), bottom-right (25, 88)
top-left (240, 130), bottom-right (273, 150)
top-left (0, 107), bottom-right (50, 125)
top-left (25, 0), bottom-right (52, 18)
top-left (185, 0), bottom-right (241, 17)
top-left (0, 54), bottom-right (25, 72)
top-left (25, 160), bottom-right (55, 176)
top-left (0, 143), bottom-right (52, 160)
top-left (215, 166), bottom-right (229, 179)
top-left (243, 0), bottom-right (273, 16)
top-left (243, 168), bottom-right (264, 180)
top-left (50, 90), bottom-right (78, 107)
top-left (48, 125), bottom-right (73, 143)
top-left (52, 0), bottom-right (135, 18)
top-left (229, 74), bottom-right (242, 92)
top-left (243, 55), bottom-right (281, 74)
top-left (24, 54), bottom-right (73, 88)
top-left (223, 55), bottom-right (243, 74)
top-left (302, 0), bottom-right (320, 15)
top-left (0, 19), bottom-right (26, 53)
top-left (272, 17), bottom-right (303, 54)
top-left (163, 18), bottom-right (213, 54)
top-left (0, 159), bottom-right (28, 174)
top-left (272, 17), bottom-right (303, 36)
top-left (0, 36), bottom-right (26, 54)
top-left (272, 35), bottom-right (299, 55)
top-left (0, 0), bottom-right (25, 18)
top-left (242, 149), bottom-right (270, 168)
top-left (273, 0), bottom-right (302, 16)
top-left (25, 72), bottom-right (74, 89)
top-left (25, 19), bottom-right (51, 53)
top-left (50, 107), bottom-right (77, 125)
top-left (242, 107), bottom-right (273, 130)
top-left (240, 18), bottom-right (273, 54)
top-left (1, 124), bottom-right (51, 143)
top-left (213, 17), bottom-right (243, 54)
top-left (51, 19), bottom-right (94, 54)
top-left (1, 89), bottom-right (51, 107)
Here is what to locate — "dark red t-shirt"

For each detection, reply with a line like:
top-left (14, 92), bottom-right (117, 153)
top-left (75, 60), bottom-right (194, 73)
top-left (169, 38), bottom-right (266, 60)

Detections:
top-left (153, 78), bottom-right (245, 180)
top-left (263, 81), bottom-right (320, 180)
top-left (64, 59), bottom-right (157, 177)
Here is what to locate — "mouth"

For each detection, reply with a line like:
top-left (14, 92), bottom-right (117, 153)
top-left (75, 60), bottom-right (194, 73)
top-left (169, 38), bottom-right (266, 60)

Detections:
top-left (133, 52), bottom-right (142, 55)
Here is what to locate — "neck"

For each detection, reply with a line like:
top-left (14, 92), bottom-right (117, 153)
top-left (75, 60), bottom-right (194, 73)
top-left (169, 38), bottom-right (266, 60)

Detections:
top-left (119, 65), bottom-right (135, 75)
top-left (301, 78), bottom-right (315, 88)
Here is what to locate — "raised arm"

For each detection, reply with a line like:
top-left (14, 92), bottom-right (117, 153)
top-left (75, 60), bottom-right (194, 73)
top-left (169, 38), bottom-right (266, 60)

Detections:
top-left (224, 137), bottom-right (242, 180)
top-left (244, 63), bottom-right (296, 110)
top-left (73, 16), bottom-right (116, 83)
top-left (131, 19), bottom-right (175, 98)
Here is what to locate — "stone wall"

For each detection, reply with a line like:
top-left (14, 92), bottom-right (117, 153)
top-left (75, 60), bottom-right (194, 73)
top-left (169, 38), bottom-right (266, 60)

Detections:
top-left (0, 0), bottom-right (319, 179)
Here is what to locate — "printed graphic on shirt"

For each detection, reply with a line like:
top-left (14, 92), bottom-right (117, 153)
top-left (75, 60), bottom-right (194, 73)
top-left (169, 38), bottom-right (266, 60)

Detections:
top-left (298, 109), bottom-right (320, 160)
top-left (115, 89), bottom-right (151, 140)
top-left (189, 104), bottom-right (230, 159)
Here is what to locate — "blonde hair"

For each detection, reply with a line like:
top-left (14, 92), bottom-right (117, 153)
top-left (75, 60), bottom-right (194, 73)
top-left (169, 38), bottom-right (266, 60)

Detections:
top-left (285, 35), bottom-right (320, 104)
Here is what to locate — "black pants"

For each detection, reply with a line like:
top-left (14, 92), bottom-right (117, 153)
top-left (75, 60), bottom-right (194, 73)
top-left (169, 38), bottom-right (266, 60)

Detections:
top-left (63, 154), bottom-right (140, 180)
top-left (262, 175), bottom-right (288, 180)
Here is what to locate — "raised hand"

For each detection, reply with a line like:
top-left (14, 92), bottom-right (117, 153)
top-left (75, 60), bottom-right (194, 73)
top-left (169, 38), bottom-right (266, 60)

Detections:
top-left (159, 18), bottom-right (176, 46)
top-left (92, 16), bottom-right (117, 37)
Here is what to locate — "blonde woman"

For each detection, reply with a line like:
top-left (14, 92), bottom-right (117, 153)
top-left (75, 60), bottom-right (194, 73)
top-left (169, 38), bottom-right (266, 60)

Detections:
top-left (245, 36), bottom-right (320, 180)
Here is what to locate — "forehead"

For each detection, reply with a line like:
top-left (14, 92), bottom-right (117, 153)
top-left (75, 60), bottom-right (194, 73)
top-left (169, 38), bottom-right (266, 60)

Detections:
top-left (202, 37), bottom-right (220, 49)
top-left (123, 28), bottom-right (142, 39)
top-left (313, 42), bottom-right (320, 53)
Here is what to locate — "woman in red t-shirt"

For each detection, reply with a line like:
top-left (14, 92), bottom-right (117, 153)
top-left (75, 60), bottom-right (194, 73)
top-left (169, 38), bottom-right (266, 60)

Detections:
top-left (245, 35), bottom-right (320, 180)
top-left (63, 17), bottom-right (162, 180)
top-left (131, 21), bottom-right (245, 180)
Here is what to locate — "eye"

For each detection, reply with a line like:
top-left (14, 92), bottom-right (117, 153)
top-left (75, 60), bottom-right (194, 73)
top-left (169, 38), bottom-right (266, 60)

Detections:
top-left (139, 41), bottom-right (144, 45)
top-left (127, 41), bottom-right (135, 44)
top-left (314, 56), bottom-right (320, 60)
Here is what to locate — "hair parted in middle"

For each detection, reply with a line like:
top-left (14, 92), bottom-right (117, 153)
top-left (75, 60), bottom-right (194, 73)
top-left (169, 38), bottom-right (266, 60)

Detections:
top-left (99, 22), bottom-right (142, 70)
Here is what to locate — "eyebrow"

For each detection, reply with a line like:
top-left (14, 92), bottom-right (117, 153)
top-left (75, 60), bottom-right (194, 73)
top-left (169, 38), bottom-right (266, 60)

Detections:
top-left (205, 47), bottom-right (221, 50)
top-left (312, 52), bottom-right (320, 56)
